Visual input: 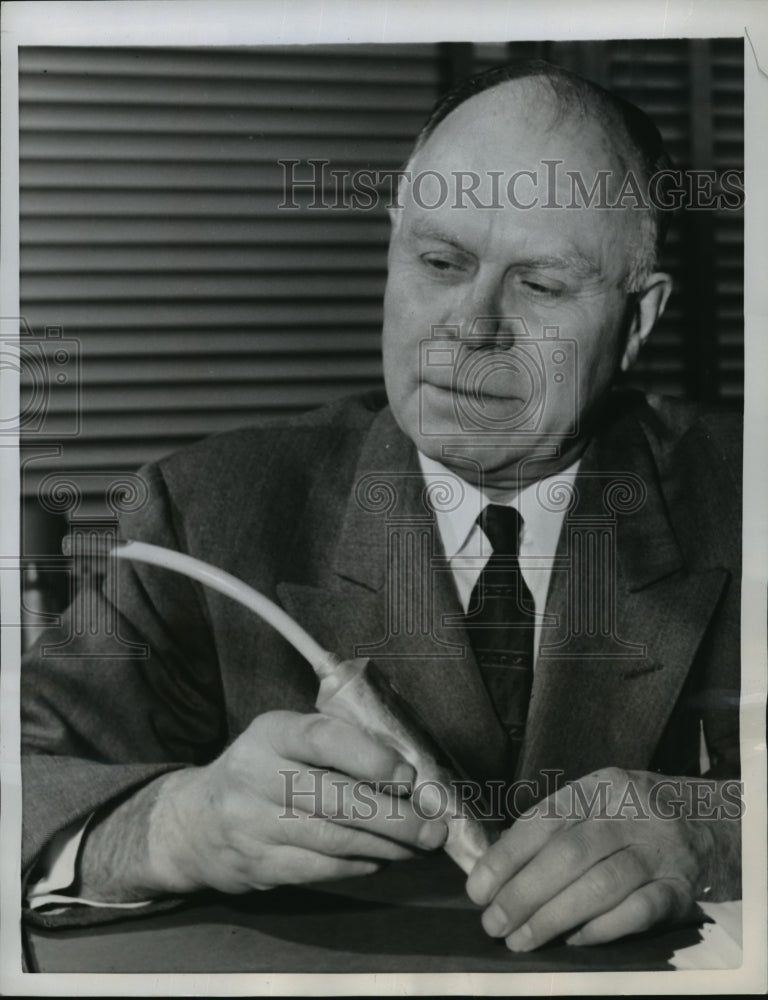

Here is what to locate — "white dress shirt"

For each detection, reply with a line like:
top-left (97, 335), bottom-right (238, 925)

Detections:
top-left (27, 814), bottom-right (151, 913)
top-left (418, 451), bottom-right (580, 662)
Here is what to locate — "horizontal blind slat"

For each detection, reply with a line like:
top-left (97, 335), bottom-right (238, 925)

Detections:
top-left (19, 45), bottom-right (441, 80)
top-left (21, 218), bottom-right (393, 244)
top-left (20, 191), bottom-right (391, 218)
top-left (21, 273), bottom-right (387, 302)
top-left (20, 301), bottom-right (386, 328)
top-left (21, 246), bottom-right (389, 272)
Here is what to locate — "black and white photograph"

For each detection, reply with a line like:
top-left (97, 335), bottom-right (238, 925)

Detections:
top-left (1, 1), bottom-right (766, 994)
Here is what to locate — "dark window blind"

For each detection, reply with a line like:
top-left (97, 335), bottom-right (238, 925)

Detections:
top-left (19, 45), bottom-right (442, 512)
top-left (710, 38), bottom-right (745, 400)
top-left (19, 41), bottom-right (743, 520)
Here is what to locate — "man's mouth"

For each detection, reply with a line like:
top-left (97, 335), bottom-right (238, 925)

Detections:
top-left (421, 379), bottom-right (526, 405)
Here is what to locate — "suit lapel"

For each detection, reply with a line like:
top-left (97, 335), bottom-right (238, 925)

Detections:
top-left (277, 407), bottom-right (510, 783)
top-left (518, 399), bottom-right (730, 788)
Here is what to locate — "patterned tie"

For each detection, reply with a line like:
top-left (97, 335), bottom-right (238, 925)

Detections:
top-left (463, 503), bottom-right (535, 774)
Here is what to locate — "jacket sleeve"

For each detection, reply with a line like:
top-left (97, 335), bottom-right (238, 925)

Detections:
top-left (21, 462), bottom-right (227, 928)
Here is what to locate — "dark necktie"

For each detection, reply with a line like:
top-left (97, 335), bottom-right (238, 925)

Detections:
top-left (462, 503), bottom-right (535, 774)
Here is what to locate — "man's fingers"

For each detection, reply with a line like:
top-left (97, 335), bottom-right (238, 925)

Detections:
top-left (566, 878), bottom-right (698, 947)
top-left (282, 814), bottom-right (420, 862)
top-left (477, 821), bottom-right (630, 937)
top-left (263, 711), bottom-right (416, 786)
top-left (276, 765), bottom-right (447, 849)
top-left (466, 802), bottom-right (572, 906)
top-left (250, 845), bottom-right (383, 888)
top-left (495, 846), bottom-right (652, 951)
top-left (466, 771), bottom-right (641, 907)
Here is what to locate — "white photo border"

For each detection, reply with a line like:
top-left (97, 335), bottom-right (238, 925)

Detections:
top-left (1, 1), bottom-right (766, 995)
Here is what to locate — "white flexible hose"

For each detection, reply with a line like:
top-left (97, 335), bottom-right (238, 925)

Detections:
top-left (73, 536), bottom-right (497, 870)
top-left (112, 540), bottom-right (339, 677)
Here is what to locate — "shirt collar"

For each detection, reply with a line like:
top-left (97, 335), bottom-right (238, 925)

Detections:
top-left (417, 450), bottom-right (581, 558)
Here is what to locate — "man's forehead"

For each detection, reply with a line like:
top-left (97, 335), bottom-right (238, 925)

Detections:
top-left (411, 78), bottom-right (622, 178)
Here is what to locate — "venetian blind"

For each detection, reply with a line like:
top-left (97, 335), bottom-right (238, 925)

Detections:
top-left (19, 44), bottom-right (441, 509)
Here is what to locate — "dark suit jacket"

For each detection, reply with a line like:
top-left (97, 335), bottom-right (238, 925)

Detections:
top-left (21, 388), bottom-right (742, 923)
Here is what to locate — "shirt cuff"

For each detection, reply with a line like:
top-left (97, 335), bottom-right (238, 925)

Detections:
top-left (27, 814), bottom-right (153, 912)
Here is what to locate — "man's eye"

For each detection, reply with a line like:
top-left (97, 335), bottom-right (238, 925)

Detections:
top-left (521, 279), bottom-right (563, 298)
top-left (422, 254), bottom-right (462, 273)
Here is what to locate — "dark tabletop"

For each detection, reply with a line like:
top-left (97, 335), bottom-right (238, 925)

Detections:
top-left (26, 853), bottom-right (709, 974)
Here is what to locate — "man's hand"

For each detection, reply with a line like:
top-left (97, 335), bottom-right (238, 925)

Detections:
top-left (465, 767), bottom-right (742, 951)
top-left (77, 710), bottom-right (447, 902)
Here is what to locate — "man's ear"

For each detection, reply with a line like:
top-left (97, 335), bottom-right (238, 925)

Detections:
top-left (620, 272), bottom-right (673, 372)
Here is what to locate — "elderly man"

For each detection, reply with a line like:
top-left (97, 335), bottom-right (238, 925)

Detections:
top-left (22, 60), bottom-right (741, 953)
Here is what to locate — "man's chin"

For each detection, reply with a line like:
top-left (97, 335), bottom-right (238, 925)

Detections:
top-left (390, 390), bottom-right (572, 479)
top-left (412, 427), bottom-right (523, 480)
top-left (407, 413), bottom-right (581, 490)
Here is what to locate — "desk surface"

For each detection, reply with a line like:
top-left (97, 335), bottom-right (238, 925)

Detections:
top-left (27, 854), bottom-right (739, 974)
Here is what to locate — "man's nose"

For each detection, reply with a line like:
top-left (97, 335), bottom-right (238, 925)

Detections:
top-left (451, 281), bottom-right (524, 347)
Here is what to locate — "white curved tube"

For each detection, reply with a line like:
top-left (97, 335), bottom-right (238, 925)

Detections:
top-left (67, 535), bottom-right (496, 872)
top-left (112, 540), bottom-right (339, 677)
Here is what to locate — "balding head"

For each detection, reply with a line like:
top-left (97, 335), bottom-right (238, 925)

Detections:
top-left (403, 61), bottom-right (673, 292)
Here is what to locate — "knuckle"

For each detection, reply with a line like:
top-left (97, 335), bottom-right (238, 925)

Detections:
top-left (481, 849), bottom-right (512, 883)
top-left (496, 874), bottom-right (534, 912)
top-left (218, 788), bottom-right (250, 831)
top-left (626, 845), bottom-right (656, 880)
top-left (656, 878), bottom-right (689, 916)
top-left (627, 879), bottom-right (685, 929)
top-left (626, 889), bottom-right (659, 927)
top-left (228, 741), bottom-right (262, 777)
top-left (299, 712), bottom-right (331, 760)
top-left (250, 709), bottom-right (293, 738)
top-left (313, 820), bottom-right (351, 853)
top-left (244, 709), bottom-right (303, 757)
top-left (558, 827), bottom-right (592, 870)
top-left (598, 767), bottom-right (631, 797)
top-left (588, 854), bottom-right (633, 901)
top-left (349, 729), bottom-right (399, 778)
